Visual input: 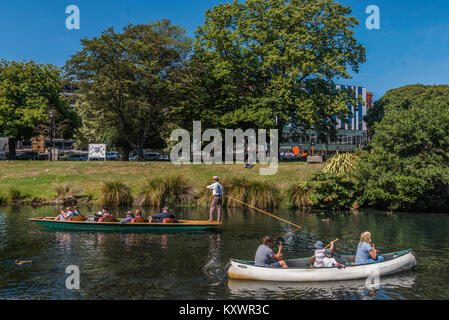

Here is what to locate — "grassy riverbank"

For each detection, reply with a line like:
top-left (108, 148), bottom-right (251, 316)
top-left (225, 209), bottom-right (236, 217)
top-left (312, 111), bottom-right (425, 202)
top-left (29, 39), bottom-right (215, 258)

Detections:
top-left (0, 161), bottom-right (323, 205)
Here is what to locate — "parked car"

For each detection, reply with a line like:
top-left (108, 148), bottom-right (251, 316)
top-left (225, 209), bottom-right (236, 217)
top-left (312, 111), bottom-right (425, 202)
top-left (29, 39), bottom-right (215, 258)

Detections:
top-left (16, 151), bottom-right (40, 160)
top-left (130, 152), bottom-right (161, 161)
top-left (60, 154), bottom-right (88, 161)
top-left (280, 152), bottom-right (299, 161)
top-left (106, 152), bottom-right (121, 161)
top-left (159, 155), bottom-right (169, 161)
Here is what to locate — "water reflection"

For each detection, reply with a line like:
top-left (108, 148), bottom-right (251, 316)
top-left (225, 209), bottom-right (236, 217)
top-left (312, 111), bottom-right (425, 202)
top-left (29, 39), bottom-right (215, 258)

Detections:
top-left (227, 271), bottom-right (416, 300)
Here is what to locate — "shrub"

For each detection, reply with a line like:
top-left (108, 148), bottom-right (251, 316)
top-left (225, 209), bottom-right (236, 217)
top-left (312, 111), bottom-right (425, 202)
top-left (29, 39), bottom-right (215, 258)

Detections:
top-left (98, 180), bottom-right (132, 207)
top-left (138, 175), bottom-right (196, 207)
top-left (284, 183), bottom-right (311, 209)
top-left (301, 172), bottom-right (357, 211)
top-left (323, 152), bottom-right (360, 176)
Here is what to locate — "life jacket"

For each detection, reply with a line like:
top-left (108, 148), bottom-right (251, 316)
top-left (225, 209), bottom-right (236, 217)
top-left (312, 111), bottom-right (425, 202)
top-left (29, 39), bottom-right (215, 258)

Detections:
top-left (131, 216), bottom-right (145, 223)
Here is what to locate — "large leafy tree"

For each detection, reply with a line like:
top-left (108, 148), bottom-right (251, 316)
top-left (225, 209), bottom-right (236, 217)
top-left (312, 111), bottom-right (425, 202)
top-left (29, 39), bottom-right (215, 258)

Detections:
top-left (65, 20), bottom-right (192, 160)
top-left (0, 60), bottom-right (73, 159)
top-left (175, 0), bottom-right (366, 142)
top-left (355, 85), bottom-right (449, 212)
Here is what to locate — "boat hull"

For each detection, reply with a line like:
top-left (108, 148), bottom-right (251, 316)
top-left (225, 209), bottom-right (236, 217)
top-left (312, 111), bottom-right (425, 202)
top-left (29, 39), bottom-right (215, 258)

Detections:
top-left (29, 217), bottom-right (221, 232)
top-left (227, 250), bottom-right (416, 282)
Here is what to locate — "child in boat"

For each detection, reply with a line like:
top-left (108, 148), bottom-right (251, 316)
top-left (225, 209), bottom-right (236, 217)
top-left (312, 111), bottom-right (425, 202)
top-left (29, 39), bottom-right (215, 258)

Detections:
top-left (322, 249), bottom-right (345, 268)
top-left (313, 240), bottom-right (337, 267)
top-left (131, 210), bottom-right (145, 223)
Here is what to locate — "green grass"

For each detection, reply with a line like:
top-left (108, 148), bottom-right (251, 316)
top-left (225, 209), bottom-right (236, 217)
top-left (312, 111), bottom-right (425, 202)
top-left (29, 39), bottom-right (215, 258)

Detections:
top-left (0, 161), bottom-right (323, 204)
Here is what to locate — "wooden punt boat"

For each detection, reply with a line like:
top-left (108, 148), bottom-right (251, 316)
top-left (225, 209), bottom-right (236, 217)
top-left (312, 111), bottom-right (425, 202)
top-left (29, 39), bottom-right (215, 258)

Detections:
top-left (28, 217), bottom-right (221, 232)
top-left (227, 249), bottom-right (416, 282)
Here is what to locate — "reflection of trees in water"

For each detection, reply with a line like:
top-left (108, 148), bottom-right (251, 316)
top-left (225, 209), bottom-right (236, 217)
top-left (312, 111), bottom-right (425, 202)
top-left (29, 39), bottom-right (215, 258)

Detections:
top-left (203, 234), bottom-right (223, 281)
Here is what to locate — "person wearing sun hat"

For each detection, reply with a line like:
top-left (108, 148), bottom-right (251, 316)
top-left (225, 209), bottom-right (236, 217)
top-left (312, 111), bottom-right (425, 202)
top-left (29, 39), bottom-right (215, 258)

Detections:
top-left (149, 206), bottom-right (175, 223)
top-left (120, 211), bottom-right (134, 224)
top-left (206, 176), bottom-right (223, 222)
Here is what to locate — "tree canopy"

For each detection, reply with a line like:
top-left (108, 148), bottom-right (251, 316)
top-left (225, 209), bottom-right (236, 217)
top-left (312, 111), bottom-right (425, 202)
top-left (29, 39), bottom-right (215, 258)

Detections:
top-left (355, 85), bottom-right (449, 212)
top-left (0, 60), bottom-right (74, 159)
top-left (65, 19), bottom-right (193, 160)
top-left (175, 0), bottom-right (366, 141)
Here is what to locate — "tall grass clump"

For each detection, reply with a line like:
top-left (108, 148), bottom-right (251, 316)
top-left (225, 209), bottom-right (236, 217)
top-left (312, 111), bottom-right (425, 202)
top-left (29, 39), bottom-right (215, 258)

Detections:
top-left (138, 175), bottom-right (196, 207)
top-left (7, 187), bottom-right (28, 203)
top-left (197, 176), bottom-right (280, 209)
top-left (53, 183), bottom-right (81, 198)
top-left (284, 182), bottom-right (311, 209)
top-left (98, 180), bottom-right (132, 207)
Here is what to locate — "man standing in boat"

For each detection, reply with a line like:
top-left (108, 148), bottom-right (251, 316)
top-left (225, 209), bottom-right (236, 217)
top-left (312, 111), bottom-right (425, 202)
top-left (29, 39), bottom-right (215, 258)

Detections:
top-left (206, 176), bottom-right (223, 222)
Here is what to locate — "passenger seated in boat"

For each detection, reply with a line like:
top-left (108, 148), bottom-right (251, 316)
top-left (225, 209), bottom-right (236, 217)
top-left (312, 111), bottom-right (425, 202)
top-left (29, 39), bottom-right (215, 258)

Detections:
top-left (55, 210), bottom-right (68, 221)
top-left (68, 205), bottom-right (86, 221)
top-left (322, 249), bottom-right (345, 268)
top-left (355, 231), bottom-right (385, 265)
top-left (149, 207), bottom-right (175, 223)
top-left (313, 239), bottom-right (337, 268)
top-left (131, 210), bottom-right (146, 223)
top-left (254, 236), bottom-right (288, 269)
top-left (90, 207), bottom-right (108, 222)
top-left (120, 211), bottom-right (134, 223)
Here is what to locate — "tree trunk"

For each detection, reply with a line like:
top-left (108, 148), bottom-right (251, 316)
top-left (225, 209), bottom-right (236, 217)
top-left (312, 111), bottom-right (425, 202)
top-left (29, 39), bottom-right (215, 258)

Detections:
top-left (8, 138), bottom-right (16, 160)
top-left (121, 145), bottom-right (130, 161)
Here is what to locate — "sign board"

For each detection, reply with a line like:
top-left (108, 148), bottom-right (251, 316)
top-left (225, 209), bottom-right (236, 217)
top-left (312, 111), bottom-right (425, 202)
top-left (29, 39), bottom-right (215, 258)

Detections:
top-left (307, 155), bottom-right (323, 164)
top-left (32, 135), bottom-right (45, 153)
top-left (88, 144), bottom-right (106, 161)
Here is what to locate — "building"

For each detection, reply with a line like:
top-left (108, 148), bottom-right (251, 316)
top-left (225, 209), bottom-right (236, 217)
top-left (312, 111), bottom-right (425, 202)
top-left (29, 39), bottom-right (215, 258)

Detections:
top-left (281, 85), bottom-right (372, 156)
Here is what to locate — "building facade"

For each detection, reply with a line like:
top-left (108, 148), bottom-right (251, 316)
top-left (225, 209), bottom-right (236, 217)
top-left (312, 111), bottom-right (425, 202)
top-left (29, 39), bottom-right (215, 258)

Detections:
top-left (281, 85), bottom-right (372, 156)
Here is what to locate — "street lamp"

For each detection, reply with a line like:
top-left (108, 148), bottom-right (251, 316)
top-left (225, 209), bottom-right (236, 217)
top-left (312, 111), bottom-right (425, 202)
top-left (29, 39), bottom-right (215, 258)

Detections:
top-left (49, 110), bottom-right (54, 161)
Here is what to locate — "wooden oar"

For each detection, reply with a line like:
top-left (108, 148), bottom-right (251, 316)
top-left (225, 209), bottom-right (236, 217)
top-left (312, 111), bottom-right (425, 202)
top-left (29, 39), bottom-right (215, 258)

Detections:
top-left (224, 195), bottom-right (303, 230)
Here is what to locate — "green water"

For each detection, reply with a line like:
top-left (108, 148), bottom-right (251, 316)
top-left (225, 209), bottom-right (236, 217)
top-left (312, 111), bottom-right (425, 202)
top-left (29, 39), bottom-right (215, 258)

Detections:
top-left (0, 206), bottom-right (448, 300)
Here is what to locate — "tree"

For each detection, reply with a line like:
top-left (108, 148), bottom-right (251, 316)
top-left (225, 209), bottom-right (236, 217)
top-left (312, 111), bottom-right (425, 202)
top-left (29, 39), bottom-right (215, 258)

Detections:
top-left (65, 20), bottom-right (193, 160)
top-left (178, 0), bottom-right (366, 142)
top-left (0, 60), bottom-right (70, 159)
top-left (355, 85), bottom-right (449, 212)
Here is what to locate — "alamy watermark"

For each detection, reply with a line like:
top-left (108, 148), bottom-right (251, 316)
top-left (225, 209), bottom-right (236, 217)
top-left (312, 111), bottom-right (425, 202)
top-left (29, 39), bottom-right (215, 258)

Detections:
top-left (170, 121), bottom-right (279, 176)
top-left (366, 5), bottom-right (380, 30)
top-left (66, 5), bottom-right (80, 30)
top-left (65, 265), bottom-right (80, 290)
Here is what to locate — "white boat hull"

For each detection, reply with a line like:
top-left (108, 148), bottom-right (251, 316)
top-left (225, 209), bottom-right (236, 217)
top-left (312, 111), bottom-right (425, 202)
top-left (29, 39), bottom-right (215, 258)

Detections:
top-left (227, 250), bottom-right (417, 282)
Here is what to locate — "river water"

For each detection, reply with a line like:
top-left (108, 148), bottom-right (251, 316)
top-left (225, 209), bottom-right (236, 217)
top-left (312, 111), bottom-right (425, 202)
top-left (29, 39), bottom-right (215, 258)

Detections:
top-left (0, 206), bottom-right (448, 300)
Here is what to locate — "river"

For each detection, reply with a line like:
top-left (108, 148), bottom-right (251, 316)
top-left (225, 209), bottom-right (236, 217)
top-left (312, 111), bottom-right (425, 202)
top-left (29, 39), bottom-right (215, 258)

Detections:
top-left (0, 206), bottom-right (448, 300)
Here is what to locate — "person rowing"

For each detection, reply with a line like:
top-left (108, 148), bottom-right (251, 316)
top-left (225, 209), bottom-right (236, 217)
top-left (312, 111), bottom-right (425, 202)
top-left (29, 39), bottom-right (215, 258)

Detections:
top-left (254, 236), bottom-right (288, 269)
top-left (355, 231), bottom-right (385, 264)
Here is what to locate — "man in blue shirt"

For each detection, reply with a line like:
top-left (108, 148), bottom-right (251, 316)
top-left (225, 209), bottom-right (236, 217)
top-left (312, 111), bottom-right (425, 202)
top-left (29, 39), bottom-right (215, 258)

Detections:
top-left (149, 207), bottom-right (174, 223)
top-left (120, 211), bottom-right (134, 224)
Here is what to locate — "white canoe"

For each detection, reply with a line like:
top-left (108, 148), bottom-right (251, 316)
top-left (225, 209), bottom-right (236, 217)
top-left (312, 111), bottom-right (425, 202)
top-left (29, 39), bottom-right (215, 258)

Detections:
top-left (227, 249), bottom-right (417, 282)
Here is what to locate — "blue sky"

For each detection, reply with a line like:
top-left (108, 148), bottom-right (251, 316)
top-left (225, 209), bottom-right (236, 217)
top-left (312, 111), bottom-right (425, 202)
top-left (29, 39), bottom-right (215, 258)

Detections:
top-left (1, 0), bottom-right (448, 100)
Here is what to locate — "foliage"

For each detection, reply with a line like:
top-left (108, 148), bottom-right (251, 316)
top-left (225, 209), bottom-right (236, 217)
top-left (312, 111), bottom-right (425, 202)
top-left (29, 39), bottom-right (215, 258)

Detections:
top-left (284, 183), bottom-right (311, 209)
top-left (355, 85), bottom-right (449, 212)
top-left (65, 19), bottom-right (193, 160)
top-left (323, 152), bottom-right (360, 176)
top-left (198, 176), bottom-right (280, 208)
top-left (53, 183), bottom-right (82, 199)
top-left (7, 187), bottom-right (28, 202)
top-left (0, 60), bottom-right (73, 159)
top-left (98, 180), bottom-right (133, 207)
top-left (301, 172), bottom-right (357, 210)
top-left (176, 0), bottom-right (366, 141)
top-left (138, 175), bottom-right (196, 207)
